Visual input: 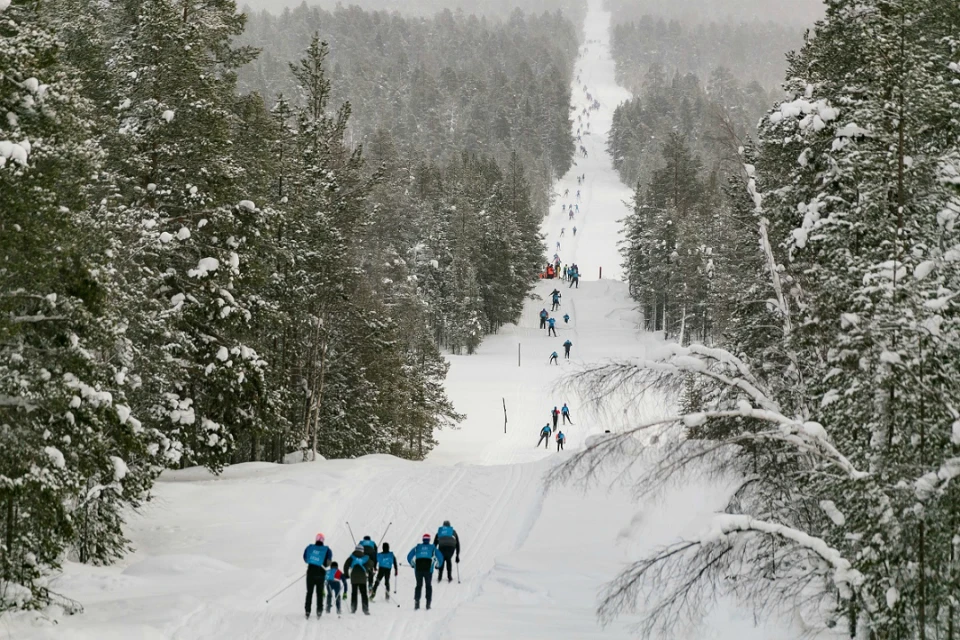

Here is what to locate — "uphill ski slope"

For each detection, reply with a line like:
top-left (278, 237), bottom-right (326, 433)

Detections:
top-left (8, 2), bottom-right (807, 639)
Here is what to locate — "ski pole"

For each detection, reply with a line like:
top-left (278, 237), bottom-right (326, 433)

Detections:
top-left (265, 571), bottom-right (304, 603)
top-left (346, 521), bottom-right (357, 547)
top-left (457, 561), bottom-right (461, 584)
top-left (377, 521), bottom-right (393, 545)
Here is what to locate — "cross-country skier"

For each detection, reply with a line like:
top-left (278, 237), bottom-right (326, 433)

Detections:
top-left (556, 431), bottom-right (566, 451)
top-left (576, 190), bottom-right (581, 201)
top-left (563, 339), bottom-right (573, 359)
top-left (563, 313), bottom-right (570, 324)
top-left (549, 351), bottom-right (559, 365)
top-left (360, 536), bottom-right (378, 588)
top-left (344, 545), bottom-right (372, 614)
top-left (551, 289), bottom-right (562, 311)
top-left (569, 210), bottom-right (574, 220)
top-left (537, 424), bottom-right (552, 448)
top-left (539, 308), bottom-right (548, 330)
top-left (560, 227), bottom-right (565, 238)
top-left (573, 226), bottom-right (577, 236)
top-left (371, 543), bottom-right (398, 601)
top-left (552, 406), bottom-right (560, 430)
top-left (303, 533), bottom-right (332, 619)
top-left (562, 403), bottom-right (573, 424)
top-left (407, 534), bottom-right (444, 610)
top-left (434, 521), bottom-right (460, 583)
top-left (325, 562), bottom-right (348, 615)
top-left (575, 204), bottom-right (579, 213)
top-left (569, 268), bottom-right (579, 289)
top-left (547, 317), bottom-right (557, 337)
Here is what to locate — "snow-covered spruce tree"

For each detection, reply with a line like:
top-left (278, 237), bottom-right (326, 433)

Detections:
top-left (99, 0), bottom-right (271, 471)
top-left (0, 0), bottom-right (161, 609)
top-left (559, 1), bottom-right (960, 638)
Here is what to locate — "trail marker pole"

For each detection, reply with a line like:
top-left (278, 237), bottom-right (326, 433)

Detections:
top-left (518, 343), bottom-right (521, 367)
top-left (599, 266), bottom-right (603, 279)
top-left (503, 398), bottom-right (507, 434)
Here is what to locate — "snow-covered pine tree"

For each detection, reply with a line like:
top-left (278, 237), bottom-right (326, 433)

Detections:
top-left (0, 0), bottom-right (162, 609)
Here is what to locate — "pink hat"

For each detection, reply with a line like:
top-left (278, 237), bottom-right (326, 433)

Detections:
top-left (316, 533), bottom-right (325, 543)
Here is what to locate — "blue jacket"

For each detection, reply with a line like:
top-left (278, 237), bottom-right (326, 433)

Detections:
top-left (407, 543), bottom-right (444, 573)
top-left (325, 567), bottom-right (348, 589)
top-left (563, 340), bottom-right (572, 348)
top-left (539, 310), bottom-right (548, 318)
top-left (552, 293), bottom-right (561, 302)
top-left (550, 352), bottom-right (558, 358)
top-left (561, 405), bottom-right (570, 415)
top-left (540, 425), bottom-right (552, 437)
top-left (303, 544), bottom-right (332, 568)
top-left (377, 551), bottom-right (398, 570)
top-left (548, 318), bottom-right (556, 328)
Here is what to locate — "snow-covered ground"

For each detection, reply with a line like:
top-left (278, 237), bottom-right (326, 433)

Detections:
top-left (6, 2), bottom-right (806, 639)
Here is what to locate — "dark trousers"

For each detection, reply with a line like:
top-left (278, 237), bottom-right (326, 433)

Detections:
top-left (548, 326), bottom-right (557, 336)
top-left (539, 317), bottom-right (546, 329)
top-left (564, 348), bottom-right (570, 359)
top-left (552, 415), bottom-right (558, 429)
top-left (557, 439), bottom-right (564, 451)
top-left (438, 547), bottom-right (455, 581)
top-left (351, 581), bottom-right (369, 613)
top-left (552, 301), bottom-right (560, 310)
top-left (563, 412), bottom-right (572, 424)
top-left (537, 434), bottom-right (550, 449)
top-left (372, 567), bottom-right (392, 595)
top-left (549, 356), bottom-right (558, 365)
top-left (305, 573), bottom-right (324, 614)
top-left (366, 556), bottom-right (376, 587)
top-left (326, 581), bottom-right (342, 613)
top-left (414, 568), bottom-right (433, 605)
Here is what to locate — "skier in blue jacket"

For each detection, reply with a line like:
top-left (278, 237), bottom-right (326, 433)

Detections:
top-left (371, 542), bottom-right (398, 601)
top-left (303, 533), bottom-right (333, 619)
top-left (407, 534), bottom-right (444, 610)
top-left (537, 424), bottom-right (552, 449)
top-left (324, 562), bottom-right (348, 614)
top-left (547, 316), bottom-right (557, 337)
top-left (344, 545), bottom-right (372, 614)
top-left (359, 535), bottom-right (378, 588)
top-left (434, 521), bottom-right (460, 583)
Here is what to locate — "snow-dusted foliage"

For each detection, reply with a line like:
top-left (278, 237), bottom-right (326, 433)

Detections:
top-left (571, 0), bottom-right (960, 638)
top-left (0, 1), bottom-right (164, 610)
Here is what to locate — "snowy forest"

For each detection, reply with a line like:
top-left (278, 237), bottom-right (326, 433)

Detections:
top-left (0, 0), bottom-right (578, 608)
top-left (2, 0), bottom-right (960, 639)
top-left (576, 0), bottom-right (960, 638)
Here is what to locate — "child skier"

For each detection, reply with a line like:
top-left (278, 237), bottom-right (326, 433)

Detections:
top-left (556, 431), bottom-right (566, 451)
top-left (325, 562), bottom-right (348, 614)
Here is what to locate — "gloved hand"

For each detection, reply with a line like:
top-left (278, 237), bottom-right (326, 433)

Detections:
top-left (343, 593), bottom-right (348, 600)
top-left (456, 556), bottom-right (460, 563)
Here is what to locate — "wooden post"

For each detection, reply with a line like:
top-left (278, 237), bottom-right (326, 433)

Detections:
top-left (599, 266), bottom-right (603, 279)
top-left (518, 343), bottom-right (521, 367)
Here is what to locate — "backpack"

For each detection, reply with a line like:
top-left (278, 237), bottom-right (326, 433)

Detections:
top-left (349, 554), bottom-right (370, 577)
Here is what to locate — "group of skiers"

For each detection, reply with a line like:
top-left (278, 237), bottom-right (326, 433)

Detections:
top-left (537, 403), bottom-right (572, 451)
top-left (301, 521), bottom-right (462, 618)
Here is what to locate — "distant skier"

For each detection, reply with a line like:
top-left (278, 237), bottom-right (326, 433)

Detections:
top-left (575, 204), bottom-right (579, 213)
top-left (407, 533), bottom-right (444, 610)
top-left (576, 190), bottom-right (581, 201)
top-left (556, 431), bottom-right (566, 451)
top-left (560, 227), bottom-right (565, 238)
top-left (539, 308), bottom-right (549, 330)
top-left (547, 317), bottom-right (557, 337)
top-left (556, 241), bottom-right (561, 251)
top-left (303, 533), bottom-right (332, 619)
top-left (563, 340), bottom-right (573, 359)
top-left (562, 203), bottom-right (566, 211)
top-left (569, 268), bottom-right (579, 289)
top-left (343, 544), bottom-right (371, 615)
top-left (549, 351), bottom-right (559, 365)
top-left (434, 520), bottom-right (460, 583)
top-left (562, 403), bottom-right (573, 424)
top-left (537, 424), bottom-right (552, 448)
top-left (552, 406), bottom-right (560, 430)
top-left (551, 289), bottom-right (562, 311)
top-left (360, 536), bottom-right (378, 588)
top-left (325, 562), bottom-right (348, 615)
top-left (371, 543), bottom-right (398, 601)
top-left (563, 313), bottom-right (570, 324)
top-left (573, 226), bottom-right (577, 236)
top-left (569, 210), bottom-right (574, 220)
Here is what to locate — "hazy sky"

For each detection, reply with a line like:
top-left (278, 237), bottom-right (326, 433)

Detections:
top-left (239, 0), bottom-right (824, 25)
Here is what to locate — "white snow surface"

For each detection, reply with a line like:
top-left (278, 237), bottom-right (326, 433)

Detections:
top-left (7, 2), bottom-right (821, 638)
